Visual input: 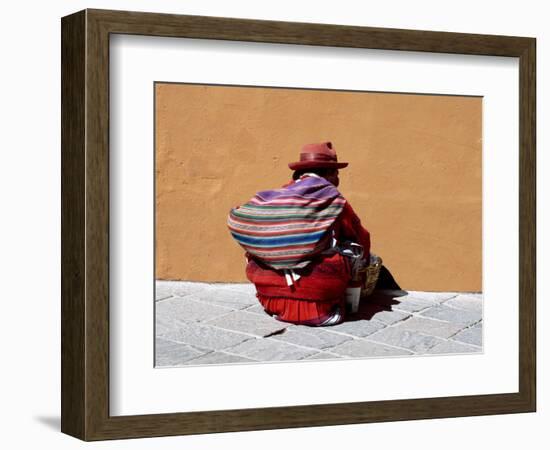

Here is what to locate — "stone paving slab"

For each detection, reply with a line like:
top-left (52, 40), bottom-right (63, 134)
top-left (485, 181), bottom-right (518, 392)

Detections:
top-left (303, 352), bottom-right (343, 360)
top-left (155, 282), bottom-right (175, 301)
top-left (272, 327), bottom-right (352, 350)
top-left (205, 310), bottom-right (288, 337)
top-left (389, 316), bottom-right (465, 339)
top-left (392, 297), bottom-right (437, 313)
top-left (330, 339), bottom-right (413, 358)
top-left (367, 327), bottom-right (447, 353)
top-left (156, 314), bottom-right (183, 337)
top-left (367, 308), bottom-right (412, 325)
top-left (156, 318), bottom-right (253, 351)
top-left (156, 296), bottom-right (233, 323)
top-left (220, 283), bottom-right (258, 296)
top-left (326, 319), bottom-right (387, 338)
top-left (226, 338), bottom-right (318, 361)
top-left (155, 280), bottom-right (212, 300)
top-left (443, 294), bottom-right (483, 313)
top-left (451, 325), bottom-right (483, 347)
top-left (419, 304), bottom-right (481, 326)
top-left (155, 337), bottom-right (207, 366)
top-left (155, 291), bottom-right (173, 302)
top-left (427, 340), bottom-right (481, 355)
top-left (183, 351), bottom-right (256, 366)
top-left (404, 291), bottom-right (459, 303)
top-left (185, 288), bottom-right (257, 310)
top-left (154, 281), bottom-right (483, 366)
top-left (243, 304), bottom-right (269, 315)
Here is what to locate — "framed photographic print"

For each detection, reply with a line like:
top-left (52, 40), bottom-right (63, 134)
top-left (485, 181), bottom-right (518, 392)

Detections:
top-left (61, 8), bottom-right (536, 441)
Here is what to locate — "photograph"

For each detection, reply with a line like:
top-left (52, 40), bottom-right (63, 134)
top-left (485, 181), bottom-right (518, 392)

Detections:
top-left (154, 82), bottom-right (483, 367)
top-left (57, 6), bottom-right (536, 441)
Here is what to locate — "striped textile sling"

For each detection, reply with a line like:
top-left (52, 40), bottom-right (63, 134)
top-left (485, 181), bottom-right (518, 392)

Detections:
top-left (227, 175), bottom-right (346, 270)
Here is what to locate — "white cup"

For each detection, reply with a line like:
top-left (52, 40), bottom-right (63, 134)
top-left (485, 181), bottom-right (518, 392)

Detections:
top-left (345, 286), bottom-right (361, 313)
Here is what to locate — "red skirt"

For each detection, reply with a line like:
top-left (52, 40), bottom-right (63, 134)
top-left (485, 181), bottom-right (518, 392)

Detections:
top-left (245, 252), bottom-right (352, 326)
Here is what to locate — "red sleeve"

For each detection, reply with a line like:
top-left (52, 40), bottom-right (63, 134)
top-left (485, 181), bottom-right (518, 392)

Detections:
top-left (335, 202), bottom-right (371, 258)
top-left (281, 179), bottom-right (295, 188)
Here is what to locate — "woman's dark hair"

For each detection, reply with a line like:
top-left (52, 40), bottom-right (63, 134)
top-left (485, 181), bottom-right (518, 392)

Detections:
top-left (292, 167), bottom-right (337, 181)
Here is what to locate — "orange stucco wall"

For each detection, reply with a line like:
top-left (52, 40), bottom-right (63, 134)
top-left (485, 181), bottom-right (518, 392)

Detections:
top-left (155, 83), bottom-right (482, 292)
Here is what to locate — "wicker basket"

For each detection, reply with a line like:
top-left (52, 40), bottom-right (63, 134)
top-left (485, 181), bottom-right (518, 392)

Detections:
top-left (359, 254), bottom-right (383, 298)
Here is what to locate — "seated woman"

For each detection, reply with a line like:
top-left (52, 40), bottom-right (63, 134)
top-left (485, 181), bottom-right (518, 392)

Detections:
top-left (228, 141), bottom-right (373, 326)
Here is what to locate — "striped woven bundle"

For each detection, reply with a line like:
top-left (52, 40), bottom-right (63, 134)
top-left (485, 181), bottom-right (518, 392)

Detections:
top-left (228, 176), bottom-right (346, 270)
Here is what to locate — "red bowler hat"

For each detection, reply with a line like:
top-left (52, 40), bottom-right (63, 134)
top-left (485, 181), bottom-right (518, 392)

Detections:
top-left (288, 141), bottom-right (349, 171)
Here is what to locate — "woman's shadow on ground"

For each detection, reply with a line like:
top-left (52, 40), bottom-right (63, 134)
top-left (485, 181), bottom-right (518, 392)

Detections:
top-left (346, 265), bottom-right (407, 322)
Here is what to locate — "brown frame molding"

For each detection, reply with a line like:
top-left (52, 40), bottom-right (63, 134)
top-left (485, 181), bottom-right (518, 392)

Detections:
top-left (61, 8), bottom-right (536, 441)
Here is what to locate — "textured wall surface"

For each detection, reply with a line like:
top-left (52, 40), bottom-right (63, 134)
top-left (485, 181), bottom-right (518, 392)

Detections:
top-left (155, 83), bottom-right (481, 291)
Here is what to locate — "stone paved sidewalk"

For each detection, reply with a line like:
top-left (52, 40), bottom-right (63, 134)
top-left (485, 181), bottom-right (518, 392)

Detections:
top-left (155, 281), bottom-right (483, 367)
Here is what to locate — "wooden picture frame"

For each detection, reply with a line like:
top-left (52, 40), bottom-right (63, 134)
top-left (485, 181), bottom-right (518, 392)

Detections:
top-left (61, 8), bottom-right (536, 441)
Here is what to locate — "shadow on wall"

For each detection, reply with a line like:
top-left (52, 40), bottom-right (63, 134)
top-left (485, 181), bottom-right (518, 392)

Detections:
top-left (376, 265), bottom-right (401, 291)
